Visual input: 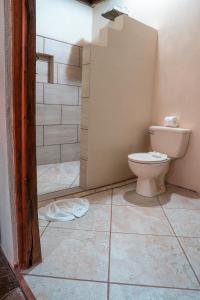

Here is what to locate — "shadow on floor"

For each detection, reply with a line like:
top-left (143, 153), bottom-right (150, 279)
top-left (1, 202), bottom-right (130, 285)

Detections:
top-left (124, 190), bottom-right (160, 207)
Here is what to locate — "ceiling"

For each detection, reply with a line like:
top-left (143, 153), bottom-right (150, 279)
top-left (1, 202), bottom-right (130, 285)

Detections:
top-left (78, 0), bottom-right (105, 6)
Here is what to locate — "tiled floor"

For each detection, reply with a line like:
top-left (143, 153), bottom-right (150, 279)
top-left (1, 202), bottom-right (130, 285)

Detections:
top-left (0, 248), bottom-right (27, 299)
top-left (37, 161), bottom-right (80, 195)
top-left (25, 183), bottom-right (200, 299)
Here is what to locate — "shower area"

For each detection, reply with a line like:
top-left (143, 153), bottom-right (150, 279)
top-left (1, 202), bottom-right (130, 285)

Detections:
top-left (36, 36), bottom-right (81, 195)
top-left (35, 0), bottom-right (157, 196)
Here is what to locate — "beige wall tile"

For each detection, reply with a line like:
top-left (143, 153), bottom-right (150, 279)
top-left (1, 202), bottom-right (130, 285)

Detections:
top-left (61, 143), bottom-right (80, 162)
top-left (36, 104), bottom-right (61, 125)
top-left (36, 36), bottom-right (44, 53)
top-left (36, 60), bottom-right (48, 83)
top-left (45, 38), bottom-right (80, 66)
top-left (78, 87), bottom-right (82, 104)
top-left (80, 129), bottom-right (88, 159)
top-left (36, 126), bottom-right (43, 146)
top-left (62, 105), bottom-right (80, 125)
top-left (57, 64), bottom-right (81, 86)
top-left (36, 61), bottom-right (57, 84)
top-left (53, 63), bottom-right (58, 84)
top-left (44, 125), bottom-right (77, 145)
top-left (44, 84), bottom-right (79, 105)
top-left (37, 145), bottom-right (60, 165)
top-left (36, 83), bottom-right (43, 104)
top-left (81, 99), bottom-right (88, 129)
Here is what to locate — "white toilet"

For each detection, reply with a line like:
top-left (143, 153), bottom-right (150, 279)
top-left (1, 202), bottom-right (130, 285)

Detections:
top-left (128, 126), bottom-right (191, 197)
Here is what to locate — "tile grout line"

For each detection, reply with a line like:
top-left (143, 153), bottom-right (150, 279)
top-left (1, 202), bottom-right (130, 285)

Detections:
top-left (157, 196), bottom-right (200, 287)
top-left (38, 224), bottom-right (200, 239)
top-left (37, 34), bottom-right (83, 49)
top-left (162, 207), bottom-right (200, 211)
top-left (23, 273), bottom-right (200, 292)
top-left (40, 221), bottom-right (50, 238)
top-left (46, 226), bottom-right (110, 233)
top-left (107, 188), bottom-right (114, 300)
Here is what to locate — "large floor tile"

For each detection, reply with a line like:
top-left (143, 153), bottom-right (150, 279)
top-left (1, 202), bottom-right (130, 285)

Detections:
top-left (49, 204), bottom-right (111, 231)
top-left (112, 184), bottom-right (159, 207)
top-left (159, 185), bottom-right (200, 209)
top-left (25, 276), bottom-right (107, 300)
top-left (112, 205), bottom-right (174, 235)
top-left (179, 237), bottom-right (200, 281)
top-left (165, 209), bottom-right (200, 237)
top-left (110, 233), bottom-right (199, 288)
top-left (87, 190), bottom-right (112, 205)
top-left (109, 284), bottom-right (200, 300)
top-left (27, 228), bottom-right (109, 281)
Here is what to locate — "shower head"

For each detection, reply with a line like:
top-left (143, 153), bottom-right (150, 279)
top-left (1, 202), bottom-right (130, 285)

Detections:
top-left (101, 6), bottom-right (129, 21)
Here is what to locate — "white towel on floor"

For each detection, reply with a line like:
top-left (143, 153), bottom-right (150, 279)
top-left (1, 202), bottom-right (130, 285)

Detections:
top-left (38, 198), bottom-right (89, 221)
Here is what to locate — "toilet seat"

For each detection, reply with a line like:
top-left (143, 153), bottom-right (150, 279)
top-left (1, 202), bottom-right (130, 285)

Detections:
top-left (128, 152), bottom-right (169, 164)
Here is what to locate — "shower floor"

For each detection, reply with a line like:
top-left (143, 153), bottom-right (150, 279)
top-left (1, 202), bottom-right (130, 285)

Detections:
top-left (37, 161), bottom-right (80, 195)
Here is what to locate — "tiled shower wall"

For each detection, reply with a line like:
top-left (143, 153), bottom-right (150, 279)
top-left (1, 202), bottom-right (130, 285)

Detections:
top-left (36, 35), bottom-right (81, 165)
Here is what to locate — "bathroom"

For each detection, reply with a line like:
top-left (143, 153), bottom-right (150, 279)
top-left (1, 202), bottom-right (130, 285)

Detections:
top-left (25, 0), bottom-right (200, 298)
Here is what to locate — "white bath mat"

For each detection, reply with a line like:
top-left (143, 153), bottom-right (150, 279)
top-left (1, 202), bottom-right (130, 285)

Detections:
top-left (38, 198), bottom-right (89, 222)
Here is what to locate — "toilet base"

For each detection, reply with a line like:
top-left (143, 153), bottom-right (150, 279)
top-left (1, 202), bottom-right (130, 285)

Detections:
top-left (136, 177), bottom-right (166, 198)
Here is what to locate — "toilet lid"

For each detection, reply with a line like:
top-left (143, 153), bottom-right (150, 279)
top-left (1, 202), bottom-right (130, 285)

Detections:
top-left (128, 152), bottom-right (169, 164)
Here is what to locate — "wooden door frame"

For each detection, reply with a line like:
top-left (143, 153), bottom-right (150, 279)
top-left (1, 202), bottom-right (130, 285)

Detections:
top-left (7, 0), bottom-right (41, 269)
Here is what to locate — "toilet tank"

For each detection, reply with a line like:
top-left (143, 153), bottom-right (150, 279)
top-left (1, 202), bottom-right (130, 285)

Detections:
top-left (149, 126), bottom-right (191, 158)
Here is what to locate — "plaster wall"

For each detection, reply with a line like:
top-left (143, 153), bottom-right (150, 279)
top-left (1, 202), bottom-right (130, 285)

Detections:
top-left (93, 0), bottom-right (200, 192)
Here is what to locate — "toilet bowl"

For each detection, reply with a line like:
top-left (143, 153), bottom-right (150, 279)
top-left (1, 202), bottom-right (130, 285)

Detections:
top-left (128, 126), bottom-right (191, 198)
top-left (128, 152), bottom-right (170, 197)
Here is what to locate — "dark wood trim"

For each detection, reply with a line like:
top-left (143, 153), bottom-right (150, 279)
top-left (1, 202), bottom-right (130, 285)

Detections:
top-left (14, 266), bottom-right (36, 299)
top-left (11, 0), bottom-right (41, 269)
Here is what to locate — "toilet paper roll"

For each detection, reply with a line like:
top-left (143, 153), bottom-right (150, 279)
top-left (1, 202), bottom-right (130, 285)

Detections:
top-left (164, 116), bottom-right (179, 127)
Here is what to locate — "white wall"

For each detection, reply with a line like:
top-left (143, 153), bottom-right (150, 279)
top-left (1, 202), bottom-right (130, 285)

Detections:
top-left (0, 0), bottom-right (17, 264)
top-left (92, 0), bottom-right (167, 41)
top-left (93, 0), bottom-right (200, 192)
top-left (36, 0), bottom-right (93, 45)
